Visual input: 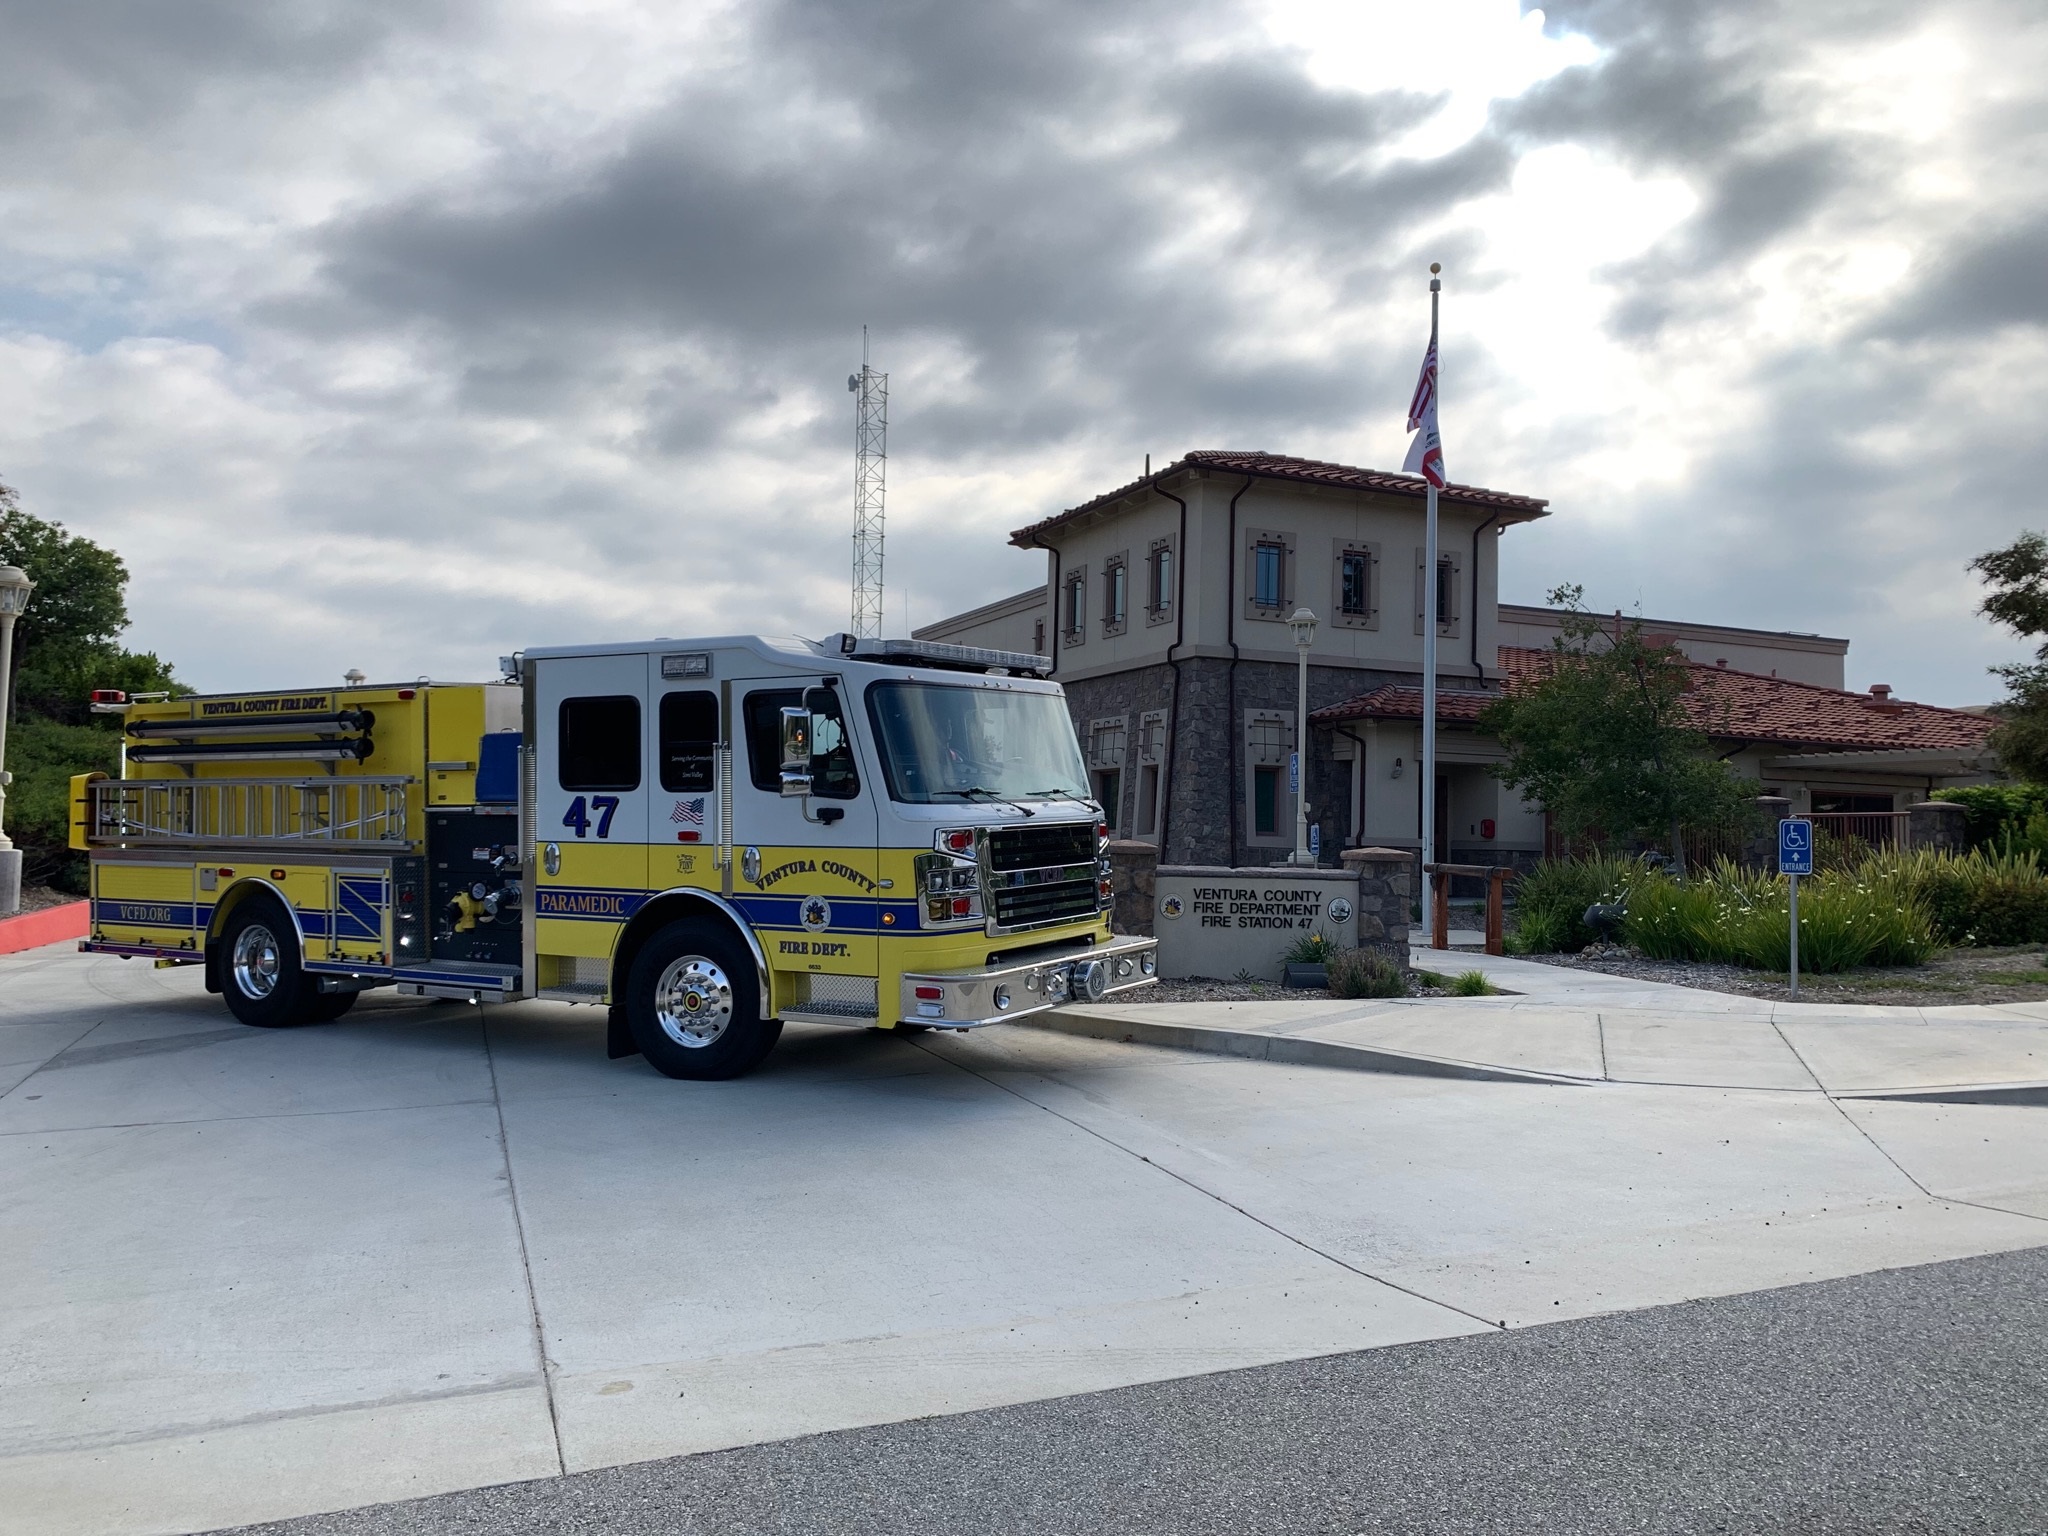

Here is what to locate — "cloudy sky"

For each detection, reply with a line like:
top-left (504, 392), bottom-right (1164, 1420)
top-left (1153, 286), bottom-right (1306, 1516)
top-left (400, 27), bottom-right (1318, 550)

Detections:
top-left (2, 0), bottom-right (2044, 703)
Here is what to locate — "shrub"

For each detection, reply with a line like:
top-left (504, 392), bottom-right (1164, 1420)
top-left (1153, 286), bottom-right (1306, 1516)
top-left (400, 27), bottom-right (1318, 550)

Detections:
top-left (1510, 854), bottom-right (1645, 952)
top-left (1282, 931), bottom-right (1338, 965)
top-left (1619, 861), bottom-right (1934, 972)
top-left (1932, 785), bottom-right (2048, 855)
top-left (1449, 969), bottom-right (1496, 996)
top-left (1869, 847), bottom-right (2048, 947)
top-left (1327, 948), bottom-right (1406, 999)
top-left (1505, 905), bottom-right (1571, 955)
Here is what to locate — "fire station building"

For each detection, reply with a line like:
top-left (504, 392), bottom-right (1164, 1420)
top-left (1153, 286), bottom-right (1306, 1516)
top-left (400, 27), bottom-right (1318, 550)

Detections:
top-left (915, 449), bottom-right (1998, 870)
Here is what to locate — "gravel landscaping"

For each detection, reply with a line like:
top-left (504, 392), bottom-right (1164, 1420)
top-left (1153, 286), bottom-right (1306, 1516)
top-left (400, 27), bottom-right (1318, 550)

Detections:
top-left (1118, 969), bottom-right (1504, 1004)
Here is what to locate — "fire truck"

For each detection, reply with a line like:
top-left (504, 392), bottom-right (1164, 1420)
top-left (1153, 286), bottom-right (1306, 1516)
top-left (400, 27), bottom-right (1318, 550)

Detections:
top-left (70, 634), bottom-right (1156, 1078)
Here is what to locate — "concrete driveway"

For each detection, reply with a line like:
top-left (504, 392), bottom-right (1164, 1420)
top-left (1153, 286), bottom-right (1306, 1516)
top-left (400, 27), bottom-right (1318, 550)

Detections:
top-left (3, 943), bottom-right (2046, 1535)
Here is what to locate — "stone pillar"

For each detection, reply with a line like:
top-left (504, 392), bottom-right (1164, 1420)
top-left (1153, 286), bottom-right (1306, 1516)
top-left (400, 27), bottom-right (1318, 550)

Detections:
top-left (1106, 839), bottom-right (1159, 935)
top-left (1907, 801), bottom-right (1967, 856)
top-left (1341, 846), bottom-right (1414, 964)
top-left (1744, 796), bottom-right (1792, 870)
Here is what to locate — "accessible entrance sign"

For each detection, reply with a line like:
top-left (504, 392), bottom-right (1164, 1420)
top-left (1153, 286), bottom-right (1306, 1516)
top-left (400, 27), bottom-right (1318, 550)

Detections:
top-left (1779, 818), bottom-right (1813, 997)
top-left (1778, 818), bottom-right (1814, 876)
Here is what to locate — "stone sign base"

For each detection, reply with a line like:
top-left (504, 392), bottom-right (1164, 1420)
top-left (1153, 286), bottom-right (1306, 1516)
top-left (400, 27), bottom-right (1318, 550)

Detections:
top-left (1154, 865), bottom-right (1361, 982)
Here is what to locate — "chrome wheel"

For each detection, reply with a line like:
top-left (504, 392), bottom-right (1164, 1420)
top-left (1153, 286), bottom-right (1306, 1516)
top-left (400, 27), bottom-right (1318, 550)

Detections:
top-left (231, 922), bottom-right (282, 1000)
top-left (653, 955), bottom-right (733, 1048)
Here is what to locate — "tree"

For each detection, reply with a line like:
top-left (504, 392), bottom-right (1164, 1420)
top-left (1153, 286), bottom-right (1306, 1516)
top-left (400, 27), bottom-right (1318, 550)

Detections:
top-left (0, 484), bottom-right (183, 726)
top-left (0, 481), bottom-right (188, 887)
top-left (1970, 531), bottom-right (2048, 783)
top-left (1477, 585), bottom-right (1754, 875)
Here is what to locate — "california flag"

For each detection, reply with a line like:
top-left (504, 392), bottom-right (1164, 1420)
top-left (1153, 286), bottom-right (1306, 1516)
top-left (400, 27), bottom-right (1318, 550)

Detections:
top-left (1402, 336), bottom-right (1446, 489)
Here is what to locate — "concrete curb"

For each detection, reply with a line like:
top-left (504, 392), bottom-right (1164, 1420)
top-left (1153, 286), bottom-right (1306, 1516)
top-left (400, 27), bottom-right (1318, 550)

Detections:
top-left (1834, 1081), bottom-right (2048, 1108)
top-left (0, 900), bottom-right (89, 957)
top-left (1026, 1007), bottom-right (1587, 1086)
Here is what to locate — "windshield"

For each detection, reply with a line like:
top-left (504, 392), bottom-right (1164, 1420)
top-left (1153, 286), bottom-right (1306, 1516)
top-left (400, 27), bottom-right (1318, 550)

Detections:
top-left (865, 682), bottom-right (1090, 805)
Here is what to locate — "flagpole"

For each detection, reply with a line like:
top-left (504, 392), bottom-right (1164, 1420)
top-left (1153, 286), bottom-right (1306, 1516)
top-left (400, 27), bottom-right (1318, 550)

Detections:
top-left (1420, 263), bottom-right (1441, 950)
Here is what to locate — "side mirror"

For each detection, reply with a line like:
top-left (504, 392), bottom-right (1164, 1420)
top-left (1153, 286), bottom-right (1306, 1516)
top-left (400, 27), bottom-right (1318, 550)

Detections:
top-left (779, 706), bottom-right (814, 798)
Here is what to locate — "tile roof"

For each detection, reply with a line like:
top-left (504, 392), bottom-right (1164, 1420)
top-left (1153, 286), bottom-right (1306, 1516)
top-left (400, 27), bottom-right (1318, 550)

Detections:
top-left (1009, 449), bottom-right (1549, 548)
top-left (1312, 646), bottom-right (1998, 756)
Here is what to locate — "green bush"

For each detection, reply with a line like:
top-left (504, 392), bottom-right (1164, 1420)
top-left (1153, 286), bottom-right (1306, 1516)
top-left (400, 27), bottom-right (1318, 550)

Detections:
top-left (1282, 931), bottom-right (1338, 965)
top-left (1505, 905), bottom-right (1571, 955)
top-left (5, 716), bottom-right (119, 890)
top-left (1869, 848), bottom-right (2048, 947)
top-left (1619, 861), bottom-right (1934, 972)
top-left (1327, 948), bottom-right (1406, 999)
top-left (1448, 969), bottom-right (1496, 996)
top-left (1509, 854), bottom-right (1644, 952)
top-left (1932, 785), bottom-right (2048, 857)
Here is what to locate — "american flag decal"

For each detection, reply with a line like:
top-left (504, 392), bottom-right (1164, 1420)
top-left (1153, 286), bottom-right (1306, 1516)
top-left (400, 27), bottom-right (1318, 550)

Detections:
top-left (671, 797), bottom-right (706, 826)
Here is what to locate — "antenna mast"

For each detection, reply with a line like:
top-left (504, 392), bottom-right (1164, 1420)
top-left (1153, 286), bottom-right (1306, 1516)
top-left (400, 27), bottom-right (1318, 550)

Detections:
top-left (849, 328), bottom-right (888, 638)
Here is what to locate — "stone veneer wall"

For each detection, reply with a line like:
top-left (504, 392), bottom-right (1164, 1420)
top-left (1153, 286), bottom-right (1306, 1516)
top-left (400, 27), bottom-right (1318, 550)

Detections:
top-left (1340, 846), bottom-right (1413, 962)
top-left (1105, 840), bottom-right (1157, 935)
top-left (1060, 657), bottom-right (1438, 869)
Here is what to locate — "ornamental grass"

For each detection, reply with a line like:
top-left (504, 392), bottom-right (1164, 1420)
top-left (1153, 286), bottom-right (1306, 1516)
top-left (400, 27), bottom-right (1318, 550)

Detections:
top-left (1620, 860), bottom-right (1933, 972)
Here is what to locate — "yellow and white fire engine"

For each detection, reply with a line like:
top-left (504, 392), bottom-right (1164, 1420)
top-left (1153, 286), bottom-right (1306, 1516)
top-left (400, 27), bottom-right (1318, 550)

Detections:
top-left (72, 634), bottom-right (1156, 1078)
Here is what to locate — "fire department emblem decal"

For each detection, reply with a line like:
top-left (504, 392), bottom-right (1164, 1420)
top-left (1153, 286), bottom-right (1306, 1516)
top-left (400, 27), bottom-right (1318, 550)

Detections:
top-left (1160, 895), bottom-right (1185, 920)
top-left (800, 896), bottom-right (832, 931)
top-left (1327, 897), bottom-right (1353, 923)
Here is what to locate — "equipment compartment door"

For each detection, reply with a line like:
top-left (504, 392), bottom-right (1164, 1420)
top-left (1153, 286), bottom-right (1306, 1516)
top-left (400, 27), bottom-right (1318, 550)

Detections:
top-left (730, 677), bottom-right (882, 993)
top-left (533, 654), bottom-right (652, 959)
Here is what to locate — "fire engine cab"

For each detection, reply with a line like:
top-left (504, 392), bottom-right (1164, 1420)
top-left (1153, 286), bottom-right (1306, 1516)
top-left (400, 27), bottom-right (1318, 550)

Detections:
top-left (71, 634), bottom-right (1157, 1078)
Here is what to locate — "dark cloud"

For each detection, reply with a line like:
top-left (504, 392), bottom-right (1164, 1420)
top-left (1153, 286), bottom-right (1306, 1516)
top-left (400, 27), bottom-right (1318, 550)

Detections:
top-left (277, 0), bottom-right (1509, 481)
top-left (1877, 218), bottom-right (2048, 337)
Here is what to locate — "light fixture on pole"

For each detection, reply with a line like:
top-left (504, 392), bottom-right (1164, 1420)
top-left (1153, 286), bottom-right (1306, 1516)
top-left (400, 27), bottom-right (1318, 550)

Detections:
top-left (0, 561), bottom-right (37, 916)
top-left (1288, 605), bottom-right (1318, 867)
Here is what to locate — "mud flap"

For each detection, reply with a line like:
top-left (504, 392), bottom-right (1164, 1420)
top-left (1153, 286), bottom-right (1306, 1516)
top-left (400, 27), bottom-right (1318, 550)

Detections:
top-left (606, 1004), bottom-right (641, 1060)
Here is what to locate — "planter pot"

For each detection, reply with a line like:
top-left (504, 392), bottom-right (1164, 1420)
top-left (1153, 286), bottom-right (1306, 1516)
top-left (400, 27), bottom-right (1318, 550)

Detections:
top-left (1282, 962), bottom-right (1328, 990)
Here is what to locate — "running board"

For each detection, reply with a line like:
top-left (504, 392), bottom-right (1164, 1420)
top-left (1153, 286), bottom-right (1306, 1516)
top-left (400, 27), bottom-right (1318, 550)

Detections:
top-left (391, 961), bottom-right (523, 1003)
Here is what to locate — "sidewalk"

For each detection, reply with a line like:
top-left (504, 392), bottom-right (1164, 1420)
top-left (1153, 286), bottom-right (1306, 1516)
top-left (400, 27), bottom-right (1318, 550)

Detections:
top-left (1029, 945), bottom-right (2048, 1099)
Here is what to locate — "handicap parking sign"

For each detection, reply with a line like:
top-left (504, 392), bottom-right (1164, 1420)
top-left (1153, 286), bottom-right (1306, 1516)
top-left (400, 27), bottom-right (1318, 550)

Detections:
top-left (1778, 818), bottom-right (1814, 876)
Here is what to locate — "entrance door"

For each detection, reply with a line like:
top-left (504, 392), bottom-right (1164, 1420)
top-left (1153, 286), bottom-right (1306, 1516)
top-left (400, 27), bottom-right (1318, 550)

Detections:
top-left (730, 677), bottom-right (881, 1008)
top-left (533, 654), bottom-right (653, 966)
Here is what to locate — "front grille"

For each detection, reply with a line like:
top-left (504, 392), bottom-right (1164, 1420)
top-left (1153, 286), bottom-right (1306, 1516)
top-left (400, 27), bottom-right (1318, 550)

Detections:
top-left (992, 877), bottom-right (1099, 929)
top-left (987, 821), bottom-right (1096, 872)
top-left (985, 820), bottom-right (1101, 929)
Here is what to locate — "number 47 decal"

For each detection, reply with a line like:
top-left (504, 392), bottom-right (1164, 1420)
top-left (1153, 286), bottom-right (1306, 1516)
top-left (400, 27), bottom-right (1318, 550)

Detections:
top-left (562, 795), bottom-right (620, 839)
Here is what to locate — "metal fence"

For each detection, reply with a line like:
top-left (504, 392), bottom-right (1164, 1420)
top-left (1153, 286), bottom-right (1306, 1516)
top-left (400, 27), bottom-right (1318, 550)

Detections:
top-left (87, 777), bottom-right (412, 849)
top-left (1807, 810), bottom-right (1908, 866)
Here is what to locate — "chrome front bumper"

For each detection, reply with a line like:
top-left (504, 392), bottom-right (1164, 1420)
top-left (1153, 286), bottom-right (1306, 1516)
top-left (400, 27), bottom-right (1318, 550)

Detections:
top-left (898, 934), bottom-right (1157, 1027)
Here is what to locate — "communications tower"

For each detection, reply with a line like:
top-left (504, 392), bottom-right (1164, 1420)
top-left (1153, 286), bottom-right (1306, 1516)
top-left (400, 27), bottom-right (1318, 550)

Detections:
top-left (848, 328), bottom-right (888, 638)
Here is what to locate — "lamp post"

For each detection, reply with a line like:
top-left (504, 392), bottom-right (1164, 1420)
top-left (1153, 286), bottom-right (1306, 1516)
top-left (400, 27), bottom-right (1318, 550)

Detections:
top-left (0, 562), bottom-right (36, 916)
top-left (1288, 605), bottom-right (1317, 866)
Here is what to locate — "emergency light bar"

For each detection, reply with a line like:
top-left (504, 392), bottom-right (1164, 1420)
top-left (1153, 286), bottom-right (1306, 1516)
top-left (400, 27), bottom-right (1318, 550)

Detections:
top-left (126, 710), bottom-right (376, 741)
top-left (823, 634), bottom-right (1052, 677)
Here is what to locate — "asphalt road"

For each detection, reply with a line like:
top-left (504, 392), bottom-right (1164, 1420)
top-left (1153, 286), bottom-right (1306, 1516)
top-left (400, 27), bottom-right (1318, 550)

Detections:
top-left (222, 1243), bottom-right (2048, 1536)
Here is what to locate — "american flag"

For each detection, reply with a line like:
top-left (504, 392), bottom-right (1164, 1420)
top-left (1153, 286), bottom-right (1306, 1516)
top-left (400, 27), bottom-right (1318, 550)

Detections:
top-left (671, 797), bottom-right (705, 826)
top-left (1402, 335), bottom-right (1446, 489)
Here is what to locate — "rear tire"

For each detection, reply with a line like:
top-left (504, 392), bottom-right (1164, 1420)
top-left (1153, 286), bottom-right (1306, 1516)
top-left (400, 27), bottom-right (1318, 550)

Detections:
top-left (219, 896), bottom-right (316, 1028)
top-left (625, 920), bottom-right (780, 1080)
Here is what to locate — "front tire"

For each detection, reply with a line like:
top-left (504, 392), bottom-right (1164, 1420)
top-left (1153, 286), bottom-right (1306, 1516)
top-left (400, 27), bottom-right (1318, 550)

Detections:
top-left (219, 896), bottom-right (315, 1028)
top-left (625, 921), bottom-right (781, 1080)
top-left (305, 988), bottom-right (361, 1022)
